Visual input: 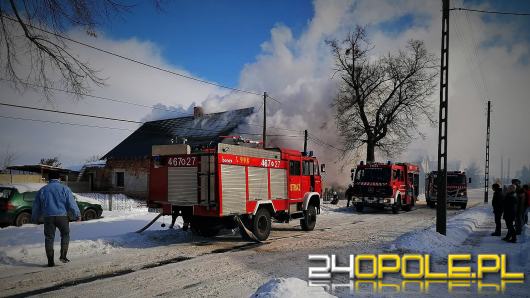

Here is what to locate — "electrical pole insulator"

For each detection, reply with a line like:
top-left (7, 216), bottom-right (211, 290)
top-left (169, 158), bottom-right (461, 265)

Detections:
top-left (436, 0), bottom-right (450, 236)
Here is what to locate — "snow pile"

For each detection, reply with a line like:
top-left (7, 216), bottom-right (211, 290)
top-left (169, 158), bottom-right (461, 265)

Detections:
top-left (76, 193), bottom-right (144, 211)
top-left (251, 278), bottom-right (335, 298)
top-left (390, 205), bottom-right (491, 258)
top-left (0, 210), bottom-right (185, 265)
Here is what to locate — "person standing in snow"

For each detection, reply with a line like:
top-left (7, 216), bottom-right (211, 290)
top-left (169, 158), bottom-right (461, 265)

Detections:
top-left (491, 183), bottom-right (504, 236)
top-left (32, 172), bottom-right (81, 267)
top-left (524, 184), bottom-right (530, 225)
top-left (502, 184), bottom-right (517, 243)
top-left (515, 188), bottom-right (526, 235)
top-left (345, 184), bottom-right (354, 208)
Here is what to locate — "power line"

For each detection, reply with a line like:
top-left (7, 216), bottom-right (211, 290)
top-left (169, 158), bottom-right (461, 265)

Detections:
top-left (0, 115), bottom-right (134, 131)
top-left (0, 77), bottom-right (186, 115)
top-left (0, 101), bottom-right (143, 123)
top-left (0, 13), bottom-right (263, 96)
top-left (450, 7), bottom-right (530, 16)
top-left (0, 101), bottom-right (303, 137)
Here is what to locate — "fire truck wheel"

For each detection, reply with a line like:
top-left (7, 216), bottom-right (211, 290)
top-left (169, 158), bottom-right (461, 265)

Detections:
top-left (301, 205), bottom-right (317, 231)
top-left (402, 199), bottom-right (413, 212)
top-left (355, 204), bottom-right (364, 212)
top-left (252, 208), bottom-right (272, 241)
top-left (460, 203), bottom-right (467, 210)
top-left (392, 197), bottom-right (401, 214)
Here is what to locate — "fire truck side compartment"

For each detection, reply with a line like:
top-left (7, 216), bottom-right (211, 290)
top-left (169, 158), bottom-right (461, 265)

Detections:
top-left (168, 167), bottom-right (198, 206)
top-left (220, 164), bottom-right (247, 215)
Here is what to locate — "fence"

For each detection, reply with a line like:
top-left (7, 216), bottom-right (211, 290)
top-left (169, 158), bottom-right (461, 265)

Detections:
top-left (77, 193), bottom-right (145, 211)
top-left (0, 174), bottom-right (43, 184)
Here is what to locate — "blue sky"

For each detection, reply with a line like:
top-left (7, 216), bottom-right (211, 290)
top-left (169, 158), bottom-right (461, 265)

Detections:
top-left (101, 0), bottom-right (314, 87)
top-left (97, 0), bottom-right (530, 87)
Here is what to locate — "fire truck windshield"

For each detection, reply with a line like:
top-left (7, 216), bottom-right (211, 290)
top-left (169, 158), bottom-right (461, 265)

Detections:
top-left (355, 168), bottom-right (391, 183)
top-left (447, 175), bottom-right (466, 185)
top-left (432, 174), bottom-right (466, 185)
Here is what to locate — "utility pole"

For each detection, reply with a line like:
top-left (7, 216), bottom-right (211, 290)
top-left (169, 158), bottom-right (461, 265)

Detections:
top-left (303, 130), bottom-right (308, 154)
top-left (507, 158), bottom-right (511, 183)
top-left (436, 0), bottom-right (450, 236)
top-left (484, 100), bottom-right (491, 203)
top-left (500, 155), bottom-right (504, 185)
top-left (262, 92), bottom-right (267, 148)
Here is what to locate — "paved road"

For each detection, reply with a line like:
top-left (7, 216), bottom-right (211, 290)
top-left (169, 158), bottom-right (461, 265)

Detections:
top-left (1, 191), bottom-right (485, 297)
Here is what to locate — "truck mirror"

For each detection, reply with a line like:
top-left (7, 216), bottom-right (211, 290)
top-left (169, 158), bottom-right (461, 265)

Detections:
top-left (468, 178), bottom-right (472, 184)
top-left (321, 164), bottom-right (326, 173)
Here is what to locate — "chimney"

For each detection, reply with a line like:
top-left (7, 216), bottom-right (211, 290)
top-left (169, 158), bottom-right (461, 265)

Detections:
top-left (193, 106), bottom-right (204, 118)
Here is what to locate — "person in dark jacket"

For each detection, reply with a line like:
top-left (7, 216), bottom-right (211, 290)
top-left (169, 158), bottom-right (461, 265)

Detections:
top-left (523, 184), bottom-right (530, 225)
top-left (502, 184), bottom-right (517, 243)
top-left (32, 172), bottom-right (81, 267)
top-left (515, 188), bottom-right (526, 235)
top-left (345, 184), bottom-right (354, 208)
top-left (491, 183), bottom-right (504, 236)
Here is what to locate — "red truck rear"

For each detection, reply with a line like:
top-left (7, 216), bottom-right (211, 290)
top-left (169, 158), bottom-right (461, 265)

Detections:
top-left (147, 141), bottom-right (323, 240)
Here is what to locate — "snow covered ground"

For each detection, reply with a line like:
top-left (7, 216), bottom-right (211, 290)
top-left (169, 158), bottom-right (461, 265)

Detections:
top-left (0, 207), bottom-right (185, 266)
top-left (252, 277), bottom-right (335, 298)
top-left (2, 189), bottom-right (528, 297)
top-left (389, 204), bottom-right (492, 259)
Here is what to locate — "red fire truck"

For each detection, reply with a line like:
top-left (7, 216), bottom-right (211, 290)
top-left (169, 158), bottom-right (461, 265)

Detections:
top-left (425, 171), bottom-right (469, 209)
top-left (350, 161), bottom-right (420, 213)
top-left (147, 140), bottom-right (323, 241)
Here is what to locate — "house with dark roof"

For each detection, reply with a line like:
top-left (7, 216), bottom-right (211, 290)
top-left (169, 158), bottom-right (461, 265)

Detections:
top-left (80, 107), bottom-right (254, 198)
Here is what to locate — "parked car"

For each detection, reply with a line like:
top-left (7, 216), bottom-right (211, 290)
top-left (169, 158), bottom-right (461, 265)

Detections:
top-left (0, 184), bottom-right (103, 227)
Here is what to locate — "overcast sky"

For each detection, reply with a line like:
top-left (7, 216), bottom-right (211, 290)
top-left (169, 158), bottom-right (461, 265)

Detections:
top-left (0, 0), bottom-right (529, 184)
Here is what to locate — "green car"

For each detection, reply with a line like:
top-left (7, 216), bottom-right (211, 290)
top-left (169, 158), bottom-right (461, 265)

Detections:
top-left (0, 184), bottom-right (103, 227)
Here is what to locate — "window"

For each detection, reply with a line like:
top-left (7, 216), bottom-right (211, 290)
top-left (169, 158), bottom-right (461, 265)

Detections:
top-left (302, 160), bottom-right (312, 176)
top-left (289, 161), bottom-right (301, 176)
top-left (23, 192), bottom-right (36, 202)
top-left (0, 188), bottom-right (13, 199)
top-left (115, 172), bottom-right (125, 187)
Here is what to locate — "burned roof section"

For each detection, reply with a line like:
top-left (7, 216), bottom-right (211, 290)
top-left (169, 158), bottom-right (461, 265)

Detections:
top-left (103, 107), bottom-right (254, 159)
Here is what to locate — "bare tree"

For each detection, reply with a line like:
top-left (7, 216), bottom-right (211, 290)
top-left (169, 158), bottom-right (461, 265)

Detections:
top-left (1, 145), bottom-right (18, 171)
top-left (40, 156), bottom-right (61, 167)
top-left (85, 154), bottom-right (102, 163)
top-left (0, 0), bottom-right (132, 101)
top-left (328, 27), bottom-right (438, 162)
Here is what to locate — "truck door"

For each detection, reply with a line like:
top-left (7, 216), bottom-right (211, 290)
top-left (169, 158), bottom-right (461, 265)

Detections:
top-left (313, 160), bottom-right (322, 194)
top-left (301, 159), bottom-right (312, 193)
top-left (288, 158), bottom-right (302, 199)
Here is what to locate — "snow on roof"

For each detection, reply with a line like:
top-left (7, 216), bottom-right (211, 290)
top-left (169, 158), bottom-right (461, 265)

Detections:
top-left (0, 183), bottom-right (47, 193)
top-left (84, 160), bottom-right (106, 168)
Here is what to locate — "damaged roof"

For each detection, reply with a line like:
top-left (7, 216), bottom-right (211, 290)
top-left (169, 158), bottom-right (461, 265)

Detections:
top-left (103, 107), bottom-right (254, 159)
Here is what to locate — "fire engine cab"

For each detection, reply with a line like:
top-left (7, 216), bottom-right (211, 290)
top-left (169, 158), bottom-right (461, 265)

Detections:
top-left (351, 161), bottom-right (420, 213)
top-left (425, 171), bottom-right (469, 209)
top-left (147, 138), bottom-right (323, 241)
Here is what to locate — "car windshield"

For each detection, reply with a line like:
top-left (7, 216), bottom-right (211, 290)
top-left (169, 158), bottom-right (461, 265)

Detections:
top-left (0, 188), bottom-right (13, 199)
top-left (355, 168), bottom-right (391, 183)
